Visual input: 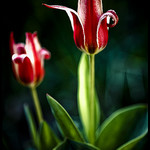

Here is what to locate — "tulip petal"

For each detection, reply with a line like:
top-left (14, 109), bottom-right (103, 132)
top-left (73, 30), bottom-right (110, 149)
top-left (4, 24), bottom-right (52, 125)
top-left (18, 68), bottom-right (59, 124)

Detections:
top-left (15, 43), bottom-right (26, 54)
top-left (96, 10), bottom-right (119, 51)
top-left (39, 48), bottom-right (51, 60)
top-left (18, 56), bottom-right (34, 85)
top-left (77, 0), bottom-right (103, 53)
top-left (12, 54), bottom-right (34, 84)
top-left (25, 32), bottom-right (38, 64)
top-left (34, 59), bottom-right (44, 85)
top-left (26, 32), bottom-right (46, 85)
top-left (10, 32), bottom-right (15, 55)
top-left (43, 4), bottom-right (85, 50)
top-left (101, 10), bottom-right (119, 28)
top-left (96, 18), bottom-right (108, 52)
top-left (33, 32), bottom-right (42, 52)
top-left (12, 54), bottom-right (28, 64)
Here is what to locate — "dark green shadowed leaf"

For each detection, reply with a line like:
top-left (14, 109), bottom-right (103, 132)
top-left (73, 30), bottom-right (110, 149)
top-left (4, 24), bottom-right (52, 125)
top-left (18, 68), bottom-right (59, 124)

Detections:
top-left (39, 121), bottom-right (60, 150)
top-left (96, 104), bottom-right (148, 150)
top-left (24, 104), bottom-right (37, 147)
top-left (78, 53), bottom-right (100, 140)
top-left (117, 112), bottom-right (148, 150)
top-left (46, 94), bottom-right (85, 143)
top-left (53, 138), bottom-right (100, 150)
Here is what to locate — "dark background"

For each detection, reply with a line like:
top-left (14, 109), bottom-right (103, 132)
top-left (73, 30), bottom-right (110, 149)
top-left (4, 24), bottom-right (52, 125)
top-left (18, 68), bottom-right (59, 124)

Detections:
top-left (1, 0), bottom-right (148, 149)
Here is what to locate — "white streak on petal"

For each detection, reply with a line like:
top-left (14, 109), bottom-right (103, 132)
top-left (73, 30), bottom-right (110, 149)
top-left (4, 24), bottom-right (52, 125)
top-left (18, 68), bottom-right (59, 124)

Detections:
top-left (12, 54), bottom-right (28, 64)
top-left (43, 4), bottom-right (86, 47)
top-left (107, 16), bottom-right (110, 30)
top-left (33, 32), bottom-right (42, 52)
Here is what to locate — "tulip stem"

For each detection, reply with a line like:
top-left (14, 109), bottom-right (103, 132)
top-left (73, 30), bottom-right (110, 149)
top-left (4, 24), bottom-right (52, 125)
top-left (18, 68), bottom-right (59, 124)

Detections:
top-left (30, 87), bottom-right (43, 124)
top-left (89, 54), bottom-right (95, 144)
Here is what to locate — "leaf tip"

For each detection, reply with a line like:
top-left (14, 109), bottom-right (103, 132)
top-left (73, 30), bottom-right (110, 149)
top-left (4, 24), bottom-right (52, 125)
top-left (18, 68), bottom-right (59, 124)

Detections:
top-left (46, 93), bottom-right (56, 107)
top-left (46, 93), bottom-right (49, 98)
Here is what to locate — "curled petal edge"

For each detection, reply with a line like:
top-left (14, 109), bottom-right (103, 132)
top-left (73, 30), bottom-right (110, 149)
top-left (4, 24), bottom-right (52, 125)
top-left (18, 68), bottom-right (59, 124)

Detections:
top-left (39, 48), bottom-right (51, 59)
top-left (101, 10), bottom-right (119, 28)
top-left (96, 10), bottom-right (119, 48)
top-left (12, 54), bottom-right (29, 64)
top-left (42, 4), bottom-right (86, 50)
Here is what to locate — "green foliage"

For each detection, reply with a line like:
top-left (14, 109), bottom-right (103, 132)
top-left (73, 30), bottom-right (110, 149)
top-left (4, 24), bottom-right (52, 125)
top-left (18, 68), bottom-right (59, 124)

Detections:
top-left (39, 121), bottom-right (60, 150)
top-left (78, 53), bottom-right (100, 140)
top-left (24, 104), bottom-right (37, 147)
top-left (53, 139), bottom-right (100, 150)
top-left (24, 105), bottom-right (60, 150)
top-left (95, 104), bottom-right (148, 150)
top-left (24, 55), bottom-right (148, 150)
top-left (46, 94), bottom-right (85, 143)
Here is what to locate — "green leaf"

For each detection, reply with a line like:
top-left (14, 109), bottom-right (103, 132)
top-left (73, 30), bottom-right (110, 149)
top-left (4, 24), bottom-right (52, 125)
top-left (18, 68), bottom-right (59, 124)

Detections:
top-left (53, 138), bottom-right (100, 150)
top-left (78, 53), bottom-right (100, 140)
top-left (46, 94), bottom-right (85, 143)
top-left (39, 121), bottom-right (60, 150)
top-left (24, 104), bottom-right (37, 147)
top-left (117, 112), bottom-right (148, 150)
top-left (117, 131), bottom-right (147, 150)
top-left (95, 104), bottom-right (148, 150)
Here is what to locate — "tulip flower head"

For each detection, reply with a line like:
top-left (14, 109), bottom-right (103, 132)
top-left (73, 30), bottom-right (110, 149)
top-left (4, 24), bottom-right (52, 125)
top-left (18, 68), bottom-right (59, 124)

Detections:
top-left (43, 0), bottom-right (119, 55)
top-left (10, 32), bottom-right (51, 87)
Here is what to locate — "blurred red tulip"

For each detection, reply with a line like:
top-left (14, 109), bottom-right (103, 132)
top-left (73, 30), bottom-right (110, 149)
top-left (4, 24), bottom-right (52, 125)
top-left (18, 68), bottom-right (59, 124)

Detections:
top-left (10, 32), bottom-right (50, 87)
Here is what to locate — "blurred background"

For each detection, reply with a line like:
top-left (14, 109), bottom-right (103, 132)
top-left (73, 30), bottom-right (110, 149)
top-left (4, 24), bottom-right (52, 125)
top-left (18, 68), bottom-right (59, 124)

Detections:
top-left (1, 0), bottom-right (148, 149)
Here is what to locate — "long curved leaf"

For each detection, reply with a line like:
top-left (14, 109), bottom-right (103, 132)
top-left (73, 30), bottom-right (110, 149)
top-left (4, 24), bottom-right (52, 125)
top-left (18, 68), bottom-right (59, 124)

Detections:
top-left (117, 111), bottom-right (148, 150)
top-left (46, 94), bottom-right (85, 143)
top-left (117, 130), bottom-right (147, 150)
top-left (24, 104), bottom-right (37, 147)
top-left (95, 104), bottom-right (148, 150)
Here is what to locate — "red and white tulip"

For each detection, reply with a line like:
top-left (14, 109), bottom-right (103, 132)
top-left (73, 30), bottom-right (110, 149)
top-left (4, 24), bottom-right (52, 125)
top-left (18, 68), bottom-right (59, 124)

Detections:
top-left (43, 0), bottom-right (119, 54)
top-left (10, 32), bottom-right (50, 87)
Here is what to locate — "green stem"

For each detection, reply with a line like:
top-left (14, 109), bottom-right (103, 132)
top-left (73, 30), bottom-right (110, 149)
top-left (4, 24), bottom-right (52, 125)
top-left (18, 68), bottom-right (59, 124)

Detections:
top-left (30, 86), bottom-right (43, 124)
top-left (89, 54), bottom-right (95, 144)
